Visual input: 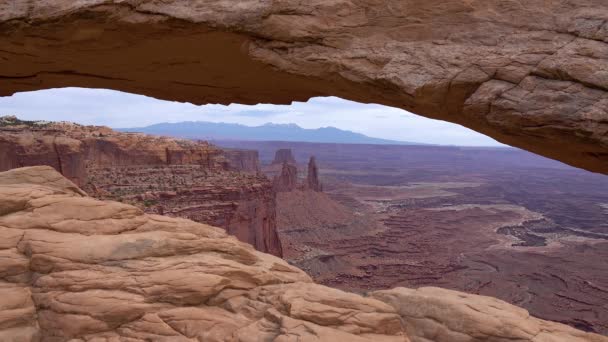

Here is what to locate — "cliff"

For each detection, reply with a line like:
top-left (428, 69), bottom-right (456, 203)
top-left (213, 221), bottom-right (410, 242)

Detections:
top-left (83, 166), bottom-right (282, 257)
top-left (222, 148), bottom-right (262, 174)
top-left (271, 148), bottom-right (297, 165)
top-left (0, 116), bottom-right (228, 185)
top-left (0, 166), bottom-right (604, 341)
top-left (272, 162), bottom-right (298, 192)
top-left (0, 117), bottom-right (281, 256)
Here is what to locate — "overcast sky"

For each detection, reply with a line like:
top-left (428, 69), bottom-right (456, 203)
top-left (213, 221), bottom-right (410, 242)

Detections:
top-left (0, 87), bottom-right (503, 146)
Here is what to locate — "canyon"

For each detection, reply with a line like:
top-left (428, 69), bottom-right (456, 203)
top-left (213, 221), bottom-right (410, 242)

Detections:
top-left (220, 140), bottom-right (608, 335)
top-left (4, 117), bottom-right (607, 339)
top-left (1, 165), bottom-right (606, 341)
top-left (0, 116), bottom-right (281, 256)
top-left (2, 0), bottom-right (608, 340)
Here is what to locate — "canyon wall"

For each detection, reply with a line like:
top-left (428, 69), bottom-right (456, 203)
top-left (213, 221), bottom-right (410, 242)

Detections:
top-left (1, 1), bottom-right (608, 174)
top-left (272, 149), bottom-right (297, 165)
top-left (272, 162), bottom-right (299, 193)
top-left (0, 117), bottom-right (227, 185)
top-left (222, 148), bottom-right (262, 174)
top-left (0, 166), bottom-right (606, 341)
top-left (0, 117), bottom-right (281, 256)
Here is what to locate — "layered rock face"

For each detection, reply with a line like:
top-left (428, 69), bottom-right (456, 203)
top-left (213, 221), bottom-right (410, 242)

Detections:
top-left (271, 149), bottom-right (297, 166)
top-left (222, 148), bottom-right (262, 174)
top-left (271, 151), bottom-right (323, 193)
top-left (83, 166), bottom-right (282, 257)
top-left (2, 1), bottom-right (608, 174)
top-left (306, 156), bottom-right (323, 192)
top-left (0, 116), bottom-right (228, 186)
top-left (255, 141), bottom-right (608, 333)
top-left (0, 166), bottom-right (605, 342)
top-left (272, 162), bottom-right (298, 192)
top-left (0, 117), bottom-right (281, 256)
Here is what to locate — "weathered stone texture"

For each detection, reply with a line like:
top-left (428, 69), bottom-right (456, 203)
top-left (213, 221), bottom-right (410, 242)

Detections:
top-left (0, 166), bottom-right (604, 341)
top-left (1, 1), bottom-right (607, 173)
top-left (0, 118), bottom-right (282, 256)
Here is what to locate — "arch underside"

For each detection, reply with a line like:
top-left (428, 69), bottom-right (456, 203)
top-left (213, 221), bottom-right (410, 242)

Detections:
top-left (1, 0), bottom-right (607, 174)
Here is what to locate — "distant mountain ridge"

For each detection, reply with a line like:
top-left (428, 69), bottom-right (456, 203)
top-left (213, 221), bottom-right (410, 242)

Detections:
top-left (116, 121), bottom-right (422, 145)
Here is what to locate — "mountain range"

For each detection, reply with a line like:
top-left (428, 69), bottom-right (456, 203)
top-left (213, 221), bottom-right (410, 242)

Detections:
top-left (117, 121), bottom-right (421, 145)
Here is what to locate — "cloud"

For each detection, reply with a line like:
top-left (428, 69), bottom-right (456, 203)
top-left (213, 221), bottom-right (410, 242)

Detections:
top-left (0, 87), bottom-right (504, 146)
top-left (226, 110), bottom-right (281, 117)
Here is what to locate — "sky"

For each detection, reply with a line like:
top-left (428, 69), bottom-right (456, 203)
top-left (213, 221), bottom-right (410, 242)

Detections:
top-left (0, 87), bottom-right (503, 146)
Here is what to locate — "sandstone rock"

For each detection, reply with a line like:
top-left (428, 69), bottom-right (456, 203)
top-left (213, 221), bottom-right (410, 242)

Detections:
top-left (270, 150), bottom-right (323, 193)
top-left (272, 149), bottom-right (297, 166)
top-left (306, 156), bottom-right (323, 192)
top-left (0, 166), bottom-right (407, 341)
top-left (83, 165), bottom-right (282, 257)
top-left (1, 1), bottom-right (608, 173)
top-left (223, 148), bottom-right (262, 174)
top-left (273, 162), bottom-right (298, 192)
top-left (0, 119), bottom-right (282, 256)
top-left (371, 287), bottom-right (607, 342)
top-left (0, 117), bottom-right (228, 186)
top-left (0, 166), bottom-right (605, 341)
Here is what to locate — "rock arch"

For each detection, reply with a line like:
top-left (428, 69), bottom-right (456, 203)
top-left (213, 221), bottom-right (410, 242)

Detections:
top-left (1, 0), bottom-right (607, 173)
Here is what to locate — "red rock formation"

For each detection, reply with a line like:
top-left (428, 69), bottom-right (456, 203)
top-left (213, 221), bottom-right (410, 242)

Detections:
top-left (0, 116), bottom-right (227, 185)
top-left (0, 166), bottom-right (604, 342)
top-left (273, 162), bottom-right (298, 192)
top-left (84, 166), bottom-right (282, 257)
top-left (0, 121), bottom-right (87, 185)
top-left (272, 149), bottom-right (297, 165)
top-left (264, 141), bottom-right (608, 334)
top-left (222, 148), bottom-right (261, 174)
top-left (269, 151), bottom-right (323, 194)
top-left (306, 156), bottom-right (322, 192)
top-left (0, 117), bottom-right (282, 256)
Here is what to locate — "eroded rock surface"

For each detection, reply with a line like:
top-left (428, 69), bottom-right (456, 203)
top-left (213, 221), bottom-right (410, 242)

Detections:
top-left (222, 148), bottom-right (262, 174)
top-left (0, 166), bottom-right (605, 341)
top-left (1, 1), bottom-right (608, 173)
top-left (0, 116), bottom-right (228, 186)
top-left (372, 287), bottom-right (608, 342)
top-left (306, 156), bottom-right (323, 192)
top-left (250, 141), bottom-right (608, 334)
top-left (0, 117), bottom-right (281, 256)
top-left (271, 149), bottom-right (297, 166)
top-left (272, 162), bottom-right (298, 192)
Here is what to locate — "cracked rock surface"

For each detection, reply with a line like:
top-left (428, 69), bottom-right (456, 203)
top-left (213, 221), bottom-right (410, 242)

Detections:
top-left (0, 166), bottom-right (606, 341)
top-left (1, 0), bottom-right (608, 174)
